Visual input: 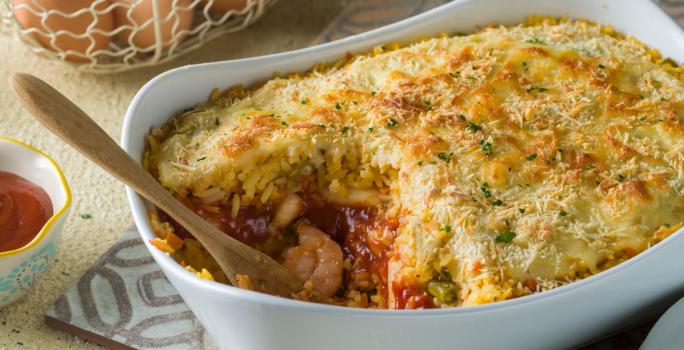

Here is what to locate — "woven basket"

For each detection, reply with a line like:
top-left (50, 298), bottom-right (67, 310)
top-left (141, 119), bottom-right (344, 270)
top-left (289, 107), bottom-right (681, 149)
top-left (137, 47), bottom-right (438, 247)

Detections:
top-left (0, 0), bottom-right (274, 73)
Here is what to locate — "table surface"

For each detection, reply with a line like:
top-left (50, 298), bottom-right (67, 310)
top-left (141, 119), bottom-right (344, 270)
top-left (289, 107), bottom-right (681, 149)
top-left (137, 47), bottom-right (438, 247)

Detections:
top-left (0, 1), bottom-right (348, 348)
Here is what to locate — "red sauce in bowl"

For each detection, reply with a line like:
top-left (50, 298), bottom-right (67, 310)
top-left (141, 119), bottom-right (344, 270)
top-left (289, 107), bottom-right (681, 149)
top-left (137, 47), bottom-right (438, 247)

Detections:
top-left (0, 171), bottom-right (53, 252)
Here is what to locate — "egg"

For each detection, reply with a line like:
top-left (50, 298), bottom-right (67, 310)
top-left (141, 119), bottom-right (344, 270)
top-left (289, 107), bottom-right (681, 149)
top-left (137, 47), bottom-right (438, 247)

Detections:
top-left (113, 0), bottom-right (193, 50)
top-left (13, 0), bottom-right (114, 62)
top-left (201, 0), bottom-right (246, 13)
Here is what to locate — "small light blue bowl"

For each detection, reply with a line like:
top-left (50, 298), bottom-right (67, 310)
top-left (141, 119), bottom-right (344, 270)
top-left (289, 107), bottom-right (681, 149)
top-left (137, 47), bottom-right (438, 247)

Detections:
top-left (0, 136), bottom-right (71, 307)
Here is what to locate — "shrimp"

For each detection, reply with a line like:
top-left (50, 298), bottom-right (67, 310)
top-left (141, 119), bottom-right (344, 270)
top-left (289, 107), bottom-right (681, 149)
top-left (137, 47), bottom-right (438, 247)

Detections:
top-left (283, 223), bottom-right (344, 297)
top-left (273, 193), bottom-right (304, 229)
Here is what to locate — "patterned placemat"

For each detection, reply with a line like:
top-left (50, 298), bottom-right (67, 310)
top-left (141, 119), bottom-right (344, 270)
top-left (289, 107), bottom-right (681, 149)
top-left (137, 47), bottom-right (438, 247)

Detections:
top-left (45, 228), bottom-right (214, 350)
top-left (46, 0), bottom-right (684, 349)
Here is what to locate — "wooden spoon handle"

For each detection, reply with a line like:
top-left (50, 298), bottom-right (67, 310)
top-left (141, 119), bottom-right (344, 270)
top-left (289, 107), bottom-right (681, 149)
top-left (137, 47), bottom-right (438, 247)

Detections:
top-left (9, 73), bottom-right (301, 296)
top-left (10, 74), bottom-right (188, 233)
top-left (10, 74), bottom-right (158, 201)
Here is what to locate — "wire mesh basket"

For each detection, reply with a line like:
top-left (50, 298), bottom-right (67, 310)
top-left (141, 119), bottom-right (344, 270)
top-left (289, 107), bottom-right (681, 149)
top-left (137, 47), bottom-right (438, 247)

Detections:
top-left (0, 0), bottom-right (275, 73)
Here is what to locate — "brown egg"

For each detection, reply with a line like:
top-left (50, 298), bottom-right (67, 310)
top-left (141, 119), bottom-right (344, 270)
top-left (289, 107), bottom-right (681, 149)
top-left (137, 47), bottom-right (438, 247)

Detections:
top-left (201, 0), bottom-right (246, 13)
top-left (13, 0), bottom-right (114, 62)
top-left (113, 0), bottom-right (194, 50)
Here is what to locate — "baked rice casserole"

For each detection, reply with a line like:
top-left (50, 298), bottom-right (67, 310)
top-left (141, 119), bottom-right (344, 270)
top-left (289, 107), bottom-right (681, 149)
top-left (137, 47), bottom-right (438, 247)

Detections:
top-left (144, 17), bottom-right (684, 309)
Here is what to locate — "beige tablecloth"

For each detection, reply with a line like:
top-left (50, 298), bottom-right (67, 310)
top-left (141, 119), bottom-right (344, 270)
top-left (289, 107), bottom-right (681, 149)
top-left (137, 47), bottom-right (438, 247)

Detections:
top-left (0, 1), bottom-right (349, 348)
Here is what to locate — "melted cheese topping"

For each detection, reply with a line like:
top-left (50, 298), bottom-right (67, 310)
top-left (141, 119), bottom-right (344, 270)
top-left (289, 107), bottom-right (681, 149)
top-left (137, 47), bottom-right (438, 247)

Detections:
top-left (148, 19), bottom-right (684, 308)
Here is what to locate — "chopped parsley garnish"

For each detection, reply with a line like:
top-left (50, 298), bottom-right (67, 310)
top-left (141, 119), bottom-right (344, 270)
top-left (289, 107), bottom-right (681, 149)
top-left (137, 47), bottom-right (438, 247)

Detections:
top-left (495, 229), bottom-right (516, 243)
top-left (526, 153), bottom-right (537, 161)
top-left (437, 152), bottom-right (454, 163)
top-left (480, 140), bottom-right (493, 155)
top-left (449, 72), bottom-right (460, 78)
top-left (367, 127), bottom-right (375, 132)
top-left (492, 199), bottom-right (503, 206)
top-left (526, 86), bottom-right (548, 93)
top-left (466, 122), bottom-right (482, 132)
top-left (439, 225), bottom-right (452, 233)
top-left (617, 174), bottom-right (625, 182)
top-left (316, 124), bottom-right (326, 129)
top-left (519, 208), bottom-right (526, 214)
top-left (386, 118), bottom-right (398, 128)
top-left (215, 118), bottom-right (220, 126)
top-left (481, 183), bottom-right (492, 198)
top-left (371, 91), bottom-right (377, 96)
top-left (281, 121), bottom-right (289, 126)
top-left (196, 156), bottom-right (207, 161)
top-left (598, 64), bottom-right (606, 69)
top-left (417, 160), bottom-right (424, 166)
top-left (80, 213), bottom-right (93, 219)
top-left (300, 99), bottom-right (307, 104)
top-left (335, 102), bottom-right (343, 110)
top-left (559, 210), bottom-right (568, 217)
top-left (423, 100), bottom-right (431, 105)
top-left (526, 37), bottom-right (545, 45)
top-left (341, 126), bottom-right (350, 134)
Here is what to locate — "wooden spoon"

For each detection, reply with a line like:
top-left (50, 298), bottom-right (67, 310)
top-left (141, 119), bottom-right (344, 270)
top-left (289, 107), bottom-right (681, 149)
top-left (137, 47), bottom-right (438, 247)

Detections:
top-left (9, 72), bottom-right (302, 297)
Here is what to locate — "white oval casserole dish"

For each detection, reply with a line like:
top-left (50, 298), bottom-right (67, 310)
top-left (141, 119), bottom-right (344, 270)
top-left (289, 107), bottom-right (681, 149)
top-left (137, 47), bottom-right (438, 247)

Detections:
top-left (122, 0), bottom-right (684, 349)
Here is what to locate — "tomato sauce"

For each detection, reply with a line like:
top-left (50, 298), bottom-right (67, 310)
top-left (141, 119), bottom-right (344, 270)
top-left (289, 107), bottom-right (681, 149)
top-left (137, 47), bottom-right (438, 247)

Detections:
top-left (299, 193), bottom-right (396, 303)
top-left (392, 282), bottom-right (436, 309)
top-left (166, 196), bottom-right (273, 245)
top-left (165, 191), bottom-right (397, 306)
top-left (0, 171), bottom-right (53, 253)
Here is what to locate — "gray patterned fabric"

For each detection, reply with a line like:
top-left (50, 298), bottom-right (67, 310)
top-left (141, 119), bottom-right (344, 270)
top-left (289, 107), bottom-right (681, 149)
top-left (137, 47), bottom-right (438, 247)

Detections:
top-left (46, 0), bottom-right (684, 349)
top-left (45, 228), bottom-right (216, 350)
